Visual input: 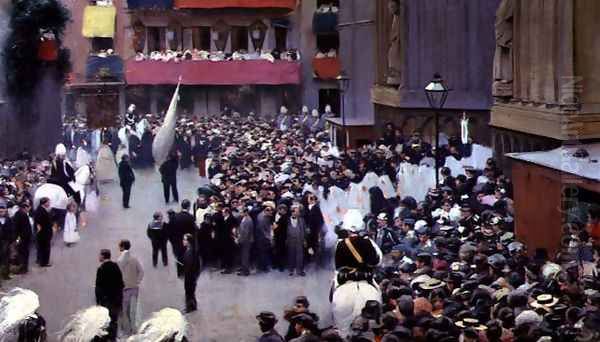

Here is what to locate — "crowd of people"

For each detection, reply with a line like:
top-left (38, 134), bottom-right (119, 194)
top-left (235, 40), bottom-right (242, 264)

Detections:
top-left (2, 101), bottom-right (600, 341)
top-left (143, 108), bottom-right (600, 342)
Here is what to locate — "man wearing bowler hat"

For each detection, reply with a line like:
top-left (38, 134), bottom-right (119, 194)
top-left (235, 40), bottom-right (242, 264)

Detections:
top-left (256, 311), bottom-right (284, 342)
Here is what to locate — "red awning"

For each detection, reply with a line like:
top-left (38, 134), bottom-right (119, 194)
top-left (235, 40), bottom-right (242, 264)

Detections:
top-left (312, 57), bottom-right (341, 80)
top-left (125, 59), bottom-right (301, 85)
top-left (174, 0), bottom-right (296, 10)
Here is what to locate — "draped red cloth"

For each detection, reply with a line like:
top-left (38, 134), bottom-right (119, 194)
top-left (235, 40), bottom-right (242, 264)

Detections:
top-left (38, 39), bottom-right (58, 61)
top-left (125, 59), bottom-right (301, 85)
top-left (174, 0), bottom-right (296, 9)
top-left (312, 57), bottom-right (341, 80)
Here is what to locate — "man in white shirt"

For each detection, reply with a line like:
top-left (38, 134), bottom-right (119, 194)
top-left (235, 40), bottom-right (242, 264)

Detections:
top-left (117, 239), bottom-right (144, 335)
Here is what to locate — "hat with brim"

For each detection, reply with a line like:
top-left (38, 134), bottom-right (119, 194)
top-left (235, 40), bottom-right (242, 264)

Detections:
top-left (440, 225), bottom-right (454, 232)
top-left (256, 311), bottom-right (277, 324)
top-left (419, 278), bottom-right (446, 291)
top-left (263, 201), bottom-right (276, 210)
top-left (455, 318), bottom-right (487, 331)
top-left (531, 294), bottom-right (559, 309)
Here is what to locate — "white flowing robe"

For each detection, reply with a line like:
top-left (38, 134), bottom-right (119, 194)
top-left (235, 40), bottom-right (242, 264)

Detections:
top-left (63, 212), bottom-right (80, 244)
top-left (95, 145), bottom-right (117, 182)
top-left (75, 147), bottom-right (91, 169)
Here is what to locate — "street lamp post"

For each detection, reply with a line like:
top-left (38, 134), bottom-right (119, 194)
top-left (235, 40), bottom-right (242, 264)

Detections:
top-left (424, 73), bottom-right (449, 188)
top-left (336, 72), bottom-right (351, 152)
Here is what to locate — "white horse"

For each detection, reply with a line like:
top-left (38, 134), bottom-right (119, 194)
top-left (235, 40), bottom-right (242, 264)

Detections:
top-left (330, 209), bottom-right (383, 338)
top-left (136, 118), bottom-right (150, 138)
top-left (332, 280), bottom-right (382, 338)
top-left (69, 164), bottom-right (93, 205)
top-left (34, 165), bottom-right (93, 210)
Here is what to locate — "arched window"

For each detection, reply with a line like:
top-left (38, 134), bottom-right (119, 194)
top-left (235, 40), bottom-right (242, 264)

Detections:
top-left (131, 20), bottom-right (145, 53)
top-left (249, 20), bottom-right (267, 51)
top-left (166, 20), bottom-right (180, 51)
top-left (212, 20), bottom-right (230, 52)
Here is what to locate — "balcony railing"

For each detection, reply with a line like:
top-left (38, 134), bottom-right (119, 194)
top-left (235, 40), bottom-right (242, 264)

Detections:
top-left (174, 0), bottom-right (296, 10)
top-left (127, 0), bottom-right (173, 9)
top-left (125, 59), bottom-right (301, 85)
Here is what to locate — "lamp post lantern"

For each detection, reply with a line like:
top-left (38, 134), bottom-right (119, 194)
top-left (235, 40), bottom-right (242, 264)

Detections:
top-left (424, 73), bottom-right (450, 187)
top-left (336, 72), bottom-right (351, 152)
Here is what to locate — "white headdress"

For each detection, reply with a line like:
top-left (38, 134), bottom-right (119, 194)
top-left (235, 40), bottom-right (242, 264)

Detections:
top-left (127, 308), bottom-right (188, 342)
top-left (55, 143), bottom-right (67, 156)
top-left (342, 209), bottom-right (365, 232)
top-left (325, 105), bottom-right (332, 113)
top-left (0, 288), bottom-right (40, 337)
top-left (59, 306), bottom-right (110, 342)
top-left (311, 109), bottom-right (319, 117)
top-left (280, 106), bottom-right (288, 115)
top-left (302, 106), bottom-right (309, 113)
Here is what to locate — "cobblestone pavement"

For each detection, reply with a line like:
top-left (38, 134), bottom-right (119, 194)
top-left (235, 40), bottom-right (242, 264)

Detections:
top-left (4, 168), bottom-right (334, 341)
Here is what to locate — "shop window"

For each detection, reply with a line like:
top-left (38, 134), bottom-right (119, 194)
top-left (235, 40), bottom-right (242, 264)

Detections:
top-left (249, 20), bottom-right (267, 51)
top-left (91, 37), bottom-right (114, 52)
top-left (275, 27), bottom-right (288, 51)
top-left (147, 26), bottom-right (166, 52)
top-left (231, 26), bottom-right (249, 52)
top-left (316, 33), bottom-right (339, 53)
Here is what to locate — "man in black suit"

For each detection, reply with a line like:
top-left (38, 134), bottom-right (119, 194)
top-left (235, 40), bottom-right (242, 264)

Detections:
top-left (182, 233), bottom-right (201, 313)
top-left (175, 200), bottom-right (197, 237)
top-left (0, 201), bottom-right (14, 282)
top-left (174, 200), bottom-right (197, 277)
top-left (159, 152), bottom-right (179, 204)
top-left (95, 249), bottom-right (124, 341)
top-left (118, 154), bottom-right (135, 208)
top-left (13, 201), bottom-right (33, 274)
top-left (34, 197), bottom-right (54, 267)
top-left (192, 133), bottom-right (209, 177)
top-left (305, 194), bottom-right (324, 265)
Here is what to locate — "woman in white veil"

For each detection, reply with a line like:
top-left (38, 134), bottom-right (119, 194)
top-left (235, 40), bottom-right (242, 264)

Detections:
top-left (95, 141), bottom-right (118, 183)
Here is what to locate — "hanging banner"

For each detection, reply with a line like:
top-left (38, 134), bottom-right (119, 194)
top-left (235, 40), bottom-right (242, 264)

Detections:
top-left (82, 5), bottom-right (117, 38)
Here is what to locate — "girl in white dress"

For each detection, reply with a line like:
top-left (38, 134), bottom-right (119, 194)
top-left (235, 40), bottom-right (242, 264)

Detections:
top-left (63, 202), bottom-right (80, 246)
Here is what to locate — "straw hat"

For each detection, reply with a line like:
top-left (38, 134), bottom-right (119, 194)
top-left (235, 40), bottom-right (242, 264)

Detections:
top-left (530, 294), bottom-right (559, 310)
top-left (419, 278), bottom-right (446, 291)
top-left (455, 318), bottom-right (487, 331)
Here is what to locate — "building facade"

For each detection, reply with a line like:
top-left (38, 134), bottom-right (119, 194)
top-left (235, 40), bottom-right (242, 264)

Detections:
top-left (489, 0), bottom-right (600, 169)
top-left (326, 0), bottom-right (378, 148)
top-left (371, 0), bottom-right (500, 147)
